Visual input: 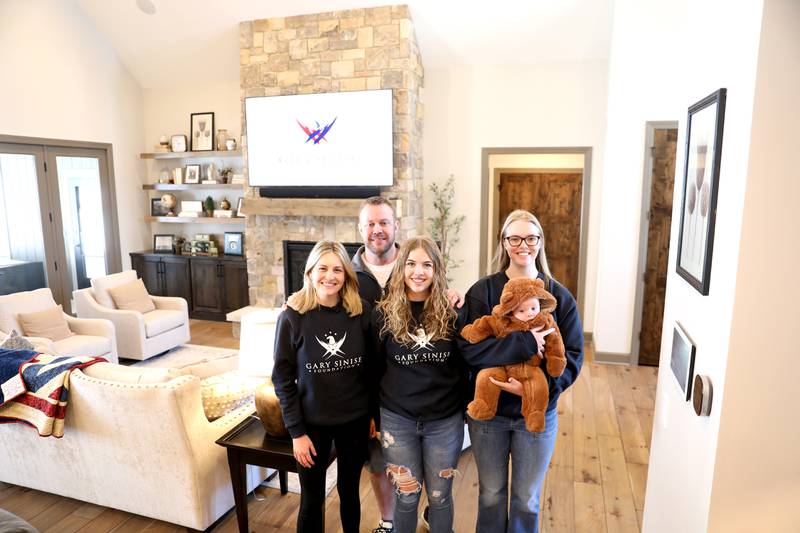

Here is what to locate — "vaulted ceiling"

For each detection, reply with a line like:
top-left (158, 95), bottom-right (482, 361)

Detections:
top-left (75, 0), bottom-right (612, 89)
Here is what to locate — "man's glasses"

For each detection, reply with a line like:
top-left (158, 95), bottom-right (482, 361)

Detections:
top-left (504, 235), bottom-right (541, 247)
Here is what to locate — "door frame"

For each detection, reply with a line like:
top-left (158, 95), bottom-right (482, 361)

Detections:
top-left (630, 121), bottom-right (679, 365)
top-left (480, 147), bottom-right (592, 320)
top-left (0, 134), bottom-right (121, 308)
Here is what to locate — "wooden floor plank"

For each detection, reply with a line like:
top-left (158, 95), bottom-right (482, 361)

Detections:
top-left (590, 364), bottom-right (621, 437)
top-left (574, 481), bottom-right (607, 533)
top-left (541, 465), bottom-right (575, 533)
top-left (627, 463), bottom-right (648, 512)
top-left (606, 366), bottom-right (650, 465)
top-left (597, 435), bottom-right (640, 533)
top-left (572, 366), bottom-right (602, 485)
top-left (27, 497), bottom-right (84, 532)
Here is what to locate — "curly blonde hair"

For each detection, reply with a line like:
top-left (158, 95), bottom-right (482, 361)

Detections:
top-left (286, 241), bottom-right (363, 317)
top-left (377, 236), bottom-right (457, 346)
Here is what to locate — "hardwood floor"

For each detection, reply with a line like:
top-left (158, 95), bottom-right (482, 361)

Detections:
top-left (0, 320), bottom-right (657, 532)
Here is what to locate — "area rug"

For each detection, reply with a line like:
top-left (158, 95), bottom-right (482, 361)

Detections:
top-left (127, 343), bottom-right (238, 369)
top-left (261, 460), bottom-right (338, 496)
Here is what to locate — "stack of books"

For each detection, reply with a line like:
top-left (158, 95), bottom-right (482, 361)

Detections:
top-left (230, 174), bottom-right (246, 185)
top-left (213, 210), bottom-right (233, 218)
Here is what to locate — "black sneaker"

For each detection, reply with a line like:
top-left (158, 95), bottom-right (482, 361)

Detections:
top-left (373, 519), bottom-right (394, 532)
top-left (420, 506), bottom-right (430, 530)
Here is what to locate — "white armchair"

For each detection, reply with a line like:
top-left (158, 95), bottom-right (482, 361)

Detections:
top-left (73, 271), bottom-right (189, 361)
top-left (0, 288), bottom-right (117, 363)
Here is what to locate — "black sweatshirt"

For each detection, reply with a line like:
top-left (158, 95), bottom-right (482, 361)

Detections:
top-left (458, 271), bottom-right (584, 418)
top-left (372, 301), bottom-right (467, 422)
top-left (271, 300), bottom-right (373, 438)
top-left (351, 244), bottom-right (398, 305)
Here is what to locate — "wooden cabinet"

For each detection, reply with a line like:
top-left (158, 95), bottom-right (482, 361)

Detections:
top-left (0, 260), bottom-right (46, 295)
top-left (130, 252), bottom-right (247, 321)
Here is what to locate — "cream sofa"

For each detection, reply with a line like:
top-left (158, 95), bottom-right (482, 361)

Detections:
top-left (0, 359), bottom-right (266, 530)
top-left (0, 287), bottom-right (117, 363)
top-left (73, 270), bottom-right (190, 361)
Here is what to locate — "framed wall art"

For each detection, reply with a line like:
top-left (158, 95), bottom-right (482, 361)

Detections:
top-left (190, 112), bottom-right (215, 151)
top-left (184, 164), bottom-right (201, 184)
top-left (676, 88), bottom-right (727, 295)
top-left (224, 232), bottom-right (243, 256)
top-left (150, 198), bottom-right (167, 216)
top-left (153, 234), bottom-right (175, 254)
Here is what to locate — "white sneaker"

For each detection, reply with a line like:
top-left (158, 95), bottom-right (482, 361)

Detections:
top-left (373, 519), bottom-right (394, 532)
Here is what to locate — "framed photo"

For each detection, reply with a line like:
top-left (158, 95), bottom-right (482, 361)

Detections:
top-left (182, 240), bottom-right (193, 255)
top-left (153, 234), bottom-right (174, 254)
top-left (224, 232), bottom-right (243, 256)
top-left (676, 88), bottom-right (727, 295)
top-left (185, 164), bottom-right (201, 184)
top-left (190, 112), bottom-right (215, 151)
top-left (150, 198), bottom-right (167, 216)
top-left (170, 134), bottom-right (187, 152)
top-left (670, 322), bottom-right (696, 401)
top-left (236, 196), bottom-right (244, 217)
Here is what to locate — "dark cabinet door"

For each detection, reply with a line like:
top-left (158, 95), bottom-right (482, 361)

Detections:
top-left (132, 254), bottom-right (163, 296)
top-left (222, 261), bottom-right (248, 313)
top-left (161, 256), bottom-right (191, 304)
top-left (191, 259), bottom-right (224, 314)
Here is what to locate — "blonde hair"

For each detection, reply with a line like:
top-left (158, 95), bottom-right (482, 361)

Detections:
top-left (286, 241), bottom-right (363, 317)
top-left (491, 209), bottom-right (553, 281)
top-left (378, 236), bottom-right (457, 346)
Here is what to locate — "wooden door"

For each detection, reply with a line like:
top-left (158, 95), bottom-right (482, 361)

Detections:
top-left (498, 172), bottom-right (582, 298)
top-left (639, 128), bottom-right (678, 366)
top-left (190, 259), bottom-right (224, 314)
top-left (222, 260), bottom-right (248, 313)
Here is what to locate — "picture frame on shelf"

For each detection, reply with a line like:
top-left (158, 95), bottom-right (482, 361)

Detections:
top-left (170, 134), bottom-right (187, 152)
top-left (236, 197), bottom-right (244, 217)
top-left (150, 198), bottom-right (167, 216)
top-left (185, 164), bottom-right (201, 184)
top-left (676, 88), bottom-right (727, 295)
top-left (224, 232), bottom-right (243, 256)
top-left (190, 112), bottom-right (215, 151)
top-left (154, 234), bottom-right (175, 254)
top-left (182, 240), bottom-right (193, 255)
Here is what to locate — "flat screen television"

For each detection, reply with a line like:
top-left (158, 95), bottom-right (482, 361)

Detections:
top-left (245, 89), bottom-right (394, 198)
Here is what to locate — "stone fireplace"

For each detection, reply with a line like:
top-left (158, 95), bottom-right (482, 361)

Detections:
top-left (239, 5), bottom-right (424, 306)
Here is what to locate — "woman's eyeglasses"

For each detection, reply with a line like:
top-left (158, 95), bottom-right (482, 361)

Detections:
top-left (504, 235), bottom-right (541, 247)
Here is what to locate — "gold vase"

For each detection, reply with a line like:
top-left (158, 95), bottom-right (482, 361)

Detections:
top-left (254, 379), bottom-right (288, 437)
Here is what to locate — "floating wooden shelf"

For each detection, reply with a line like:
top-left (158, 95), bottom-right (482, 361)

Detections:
top-left (241, 197), bottom-right (362, 217)
top-left (143, 183), bottom-right (245, 190)
top-left (146, 216), bottom-right (245, 224)
top-left (140, 150), bottom-right (243, 160)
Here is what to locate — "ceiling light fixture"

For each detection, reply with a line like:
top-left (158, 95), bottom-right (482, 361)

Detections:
top-left (136, 0), bottom-right (156, 15)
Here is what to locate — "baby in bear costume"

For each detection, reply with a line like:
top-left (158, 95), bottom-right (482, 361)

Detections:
top-left (461, 277), bottom-right (566, 432)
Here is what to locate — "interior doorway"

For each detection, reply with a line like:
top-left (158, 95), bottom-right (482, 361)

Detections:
top-left (480, 147), bottom-right (592, 318)
top-left (633, 123), bottom-right (679, 366)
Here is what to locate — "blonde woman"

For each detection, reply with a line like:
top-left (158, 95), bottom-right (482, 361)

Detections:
top-left (272, 241), bottom-right (372, 533)
top-left (460, 210), bottom-right (584, 533)
top-left (373, 236), bottom-right (467, 533)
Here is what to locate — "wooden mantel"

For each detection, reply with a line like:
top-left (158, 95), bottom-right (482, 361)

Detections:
top-left (241, 197), bottom-right (362, 218)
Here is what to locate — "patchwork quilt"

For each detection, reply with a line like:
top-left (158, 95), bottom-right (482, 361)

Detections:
top-left (0, 348), bottom-right (105, 437)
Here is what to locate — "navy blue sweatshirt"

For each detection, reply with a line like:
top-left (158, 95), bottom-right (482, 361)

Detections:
top-left (459, 271), bottom-right (584, 418)
top-left (271, 300), bottom-right (373, 438)
top-left (372, 302), bottom-right (467, 422)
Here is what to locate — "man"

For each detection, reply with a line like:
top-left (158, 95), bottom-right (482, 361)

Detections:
top-left (352, 196), bottom-right (462, 532)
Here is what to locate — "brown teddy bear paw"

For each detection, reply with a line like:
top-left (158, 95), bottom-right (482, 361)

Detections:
top-left (468, 399), bottom-right (494, 420)
top-left (525, 412), bottom-right (546, 433)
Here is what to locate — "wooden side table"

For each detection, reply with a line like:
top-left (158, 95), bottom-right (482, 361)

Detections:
top-left (216, 414), bottom-right (336, 533)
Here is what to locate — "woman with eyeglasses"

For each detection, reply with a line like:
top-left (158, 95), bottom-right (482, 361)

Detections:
top-left (459, 209), bottom-right (584, 533)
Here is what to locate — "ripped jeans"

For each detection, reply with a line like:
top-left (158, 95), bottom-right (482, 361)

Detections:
top-left (380, 407), bottom-right (464, 533)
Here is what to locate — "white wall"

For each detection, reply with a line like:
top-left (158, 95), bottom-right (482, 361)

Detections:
top-left (599, 0), bottom-right (767, 531)
top-left (424, 61), bottom-right (608, 331)
top-left (0, 0), bottom-right (146, 270)
top-left (706, 0), bottom-right (800, 529)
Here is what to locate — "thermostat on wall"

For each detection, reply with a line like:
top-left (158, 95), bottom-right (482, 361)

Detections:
top-left (693, 374), bottom-right (713, 416)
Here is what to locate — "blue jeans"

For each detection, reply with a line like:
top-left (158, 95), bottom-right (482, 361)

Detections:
top-left (468, 409), bottom-right (558, 533)
top-left (380, 408), bottom-right (464, 533)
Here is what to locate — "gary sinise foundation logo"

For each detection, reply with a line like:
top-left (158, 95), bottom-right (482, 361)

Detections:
top-left (394, 327), bottom-right (450, 365)
top-left (306, 330), bottom-right (363, 374)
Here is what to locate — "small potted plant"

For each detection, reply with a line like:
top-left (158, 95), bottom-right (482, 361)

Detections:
top-left (204, 196), bottom-right (215, 217)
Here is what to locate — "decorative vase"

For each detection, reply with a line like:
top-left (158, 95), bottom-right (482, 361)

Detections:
top-left (255, 380), bottom-right (288, 437)
top-left (216, 129), bottom-right (229, 151)
top-left (220, 198), bottom-right (231, 210)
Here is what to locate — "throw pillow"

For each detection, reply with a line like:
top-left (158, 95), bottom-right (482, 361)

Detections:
top-left (107, 278), bottom-right (155, 313)
top-left (200, 371), bottom-right (260, 420)
top-left (17, 305), bottom-right (73, 341)
top-left (0, 330), bottom-right (36, 351)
